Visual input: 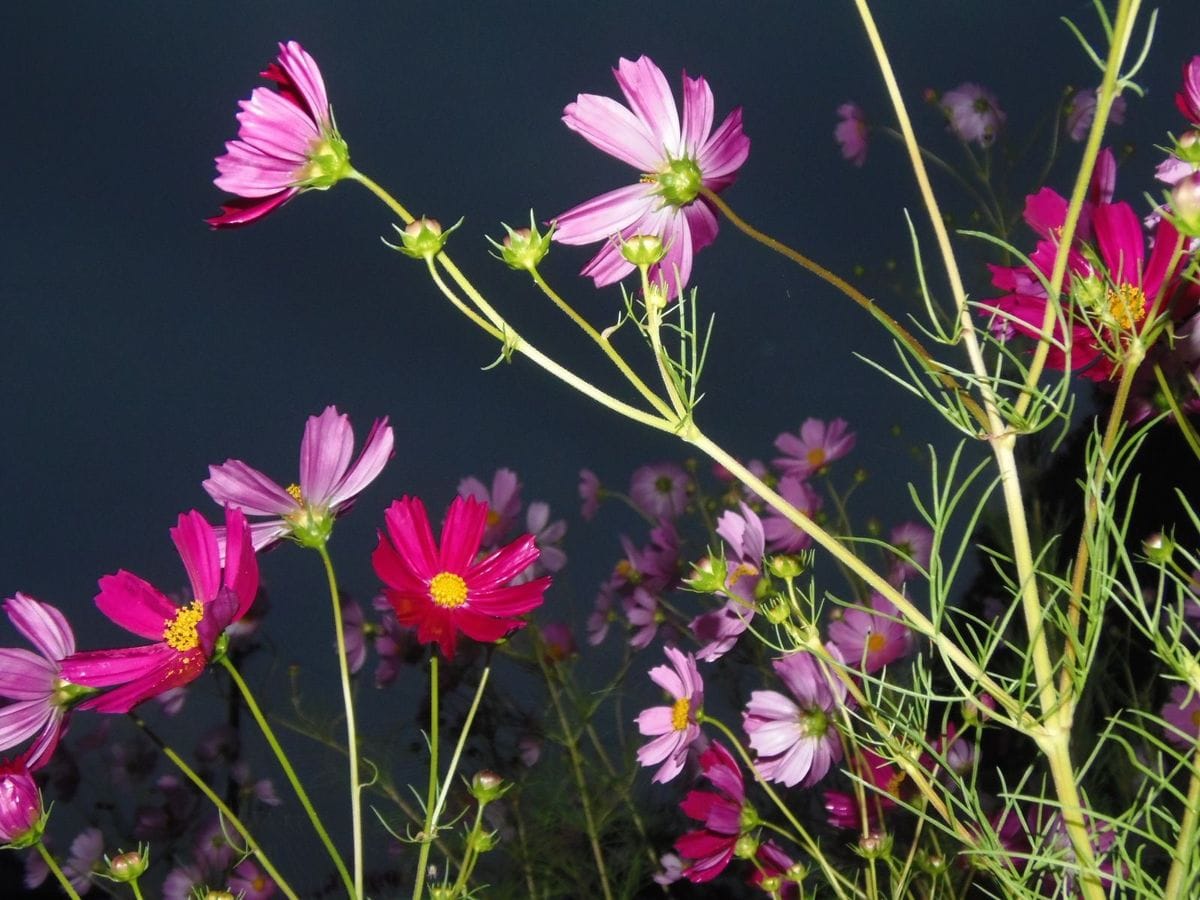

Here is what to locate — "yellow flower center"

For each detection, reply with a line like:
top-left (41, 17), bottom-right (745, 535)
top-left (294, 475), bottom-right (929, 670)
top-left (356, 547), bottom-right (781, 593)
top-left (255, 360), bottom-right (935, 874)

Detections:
top-left (429, 572), bottom-right (469, 609)
top-left (806, 448), bottom-right (827, 468)
top-left (286, 483), bottom-right (304, 503)
top-left (671, 697), bottom-right (691, 731)
top-left (163, 601), bottom-right (205, 651)
top-left (486, 509), bottom-right (501, 527)
top-left (866, 632), bottom-right (888, 654)
top-left (1106, 283), bottom-right (1147, 331)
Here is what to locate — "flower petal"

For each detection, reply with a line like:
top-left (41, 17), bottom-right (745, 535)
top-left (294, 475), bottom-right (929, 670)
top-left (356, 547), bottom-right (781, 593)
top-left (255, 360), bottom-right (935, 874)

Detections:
top-left (94, 572), bottom-right (178, 640)
top-left (171, 511), bottom-right (222, 604)
top-left (4, 594), bottom-right (74, 659)
top-left (204, 460), bottom-right (297, 517)
top-left (552, 183), bottom-right (657, 246)
top-left (0, 649), bottom-right (55, 699)
top-left (680, 72), bottom-right (715, 156)
top-left (300, 406), bottom-right (356, 506)
top-left (327, 416), bottom-right (394, 509)
top-left (563, 93), bottom-right (662, 171)
top-left (614, 57), bottom-right (681, 157)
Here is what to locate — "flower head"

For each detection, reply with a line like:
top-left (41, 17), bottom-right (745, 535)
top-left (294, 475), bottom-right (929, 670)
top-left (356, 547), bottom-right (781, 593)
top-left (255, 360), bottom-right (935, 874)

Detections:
top-left (0, 594), bottom-right (82, 769)
top-left (835, 102), bottom-right (869, 167)
top-left (552, 55), bottom-right (750, 295)
top-left (1176, 56), bottom-right (1200, 126)
top-left (1064, 87), bottom-right (1126, 143)
top-left (828, 594), bottom-right (912, 674)
top-left (204, 406), bottom-right (394, 550)
top-left (636, 646), bottom-right (704, 783)
top-left (761, 476), bottom-right (822, 554)
top-left (208, 41), bottom-right (349, 227)
top-left (940, 83), bottom-right (1006, 147)
top-left (373, 495), bottom-right (550, 660)
top-left (674, 741), bottom-right (751, 882)
top-left (630, 462), bottom-right (691, 520)
top-left (773, 418), bottom-right (856, 478)
top-left (60, 508), bottom-right (259, 713)
top-left (0, 756), bottom-right (42, 847)
top-left (457, 468), bottom-right (523, 548)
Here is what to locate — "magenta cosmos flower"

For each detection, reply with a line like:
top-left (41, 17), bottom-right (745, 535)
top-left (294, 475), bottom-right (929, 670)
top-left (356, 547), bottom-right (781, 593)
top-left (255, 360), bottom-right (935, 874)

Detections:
top-left (60, 508), bottom-right (259, 713)
top-left (0, 595), bottom-right (83, 770)
top-left (1177, 56), bottom-right (1200, 125)
top-left (0, 755), bottom-right (42, 846)
top-left (553, 55), bottom-right (750, 295)
top-left (674, 741), bottom-right (750, 883)
top-left (773, 417), bottom-right (856, 478)
top-left (743, 648), bottom-right (847, 788)
top-left (372, 495), bottom-right (551, 660)
top-left (205, 405), bottom-right (394, 550)
top-left (636, 645), bottom-right (704, 783)
top-left (835, 102), bottom-right (868, 167)
top-left (208, 40), bottom-right (350, 227)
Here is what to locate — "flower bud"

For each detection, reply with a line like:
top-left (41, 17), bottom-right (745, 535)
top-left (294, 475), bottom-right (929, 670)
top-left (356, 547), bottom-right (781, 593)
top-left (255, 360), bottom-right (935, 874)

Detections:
top-left (1143, 532), bottom-right (1175, 564)
top-left (470, 770), bottom-right (509, 804)
top-left (204, 892), bottom-right (237, 900)
top-left (762, 595), bottom-right (792, 626)
top-left (686, 556), bottom-right (727, 594)
top-left (733, 833), bottom-right (759, 860)
top-left (767, 554), bottom-right (805, 580)
top-left (620, 234), bottom-right (666, 267)
top-left (387, 217), bottom-right (462, 259)
top-left (490, 214), bottom-right (554, 271)
top-left (0, 761), bottom-right (43, 848)
top-left (468, 829), bottom-right (498, 853)
top-left (855, 831), bottom-right (893, 860)
top-left (106, 848), bottom-right (149, 882)
top-left (1173, 172), bottom-right (1200, 237)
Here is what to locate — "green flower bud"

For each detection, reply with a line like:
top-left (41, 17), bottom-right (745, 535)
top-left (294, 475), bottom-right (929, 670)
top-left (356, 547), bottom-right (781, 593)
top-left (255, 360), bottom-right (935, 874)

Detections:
top-left (733, 833), bottom-right (759, 860)
top-left (855, 831), bottom-right (893, 860)
top-left (1143, 532), bottom-right (1175, 564)
top-left (686, 556), bottom-right (727, 594)
top-left (470, 770), bottom-right (509, 804)
top-left (620, 234), bottom-right (666, 267)
top-left (469, 829), bottom-right (498, 853)
top-left (106, 848), bottom-right (149, 882)
top-left (767, 554), bottom-right (805, 580)
top-left (489, 213), bottom-right (554, 271)
top-left (762, 595), bottom-right (791, 626)
top-left (1172, 173), bottom-right (1200, 238)
top-left (386, 217), bottom-right (463, 260)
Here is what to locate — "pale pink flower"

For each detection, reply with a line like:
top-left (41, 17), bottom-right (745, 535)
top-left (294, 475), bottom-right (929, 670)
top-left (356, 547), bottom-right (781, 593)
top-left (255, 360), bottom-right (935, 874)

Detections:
top-left (1065, 87), bottom-right (1126, 142)
top-left (691, 502), bottom-right (765, 661)
top-left (773, 418), bottom-right (856, 478)
top-left (636, 646), bottom-right (704, 783)
top-left (941, 83), bottom-right (1006, 148)
top-left (209, 41), bottom-right (349, 227)
top-left (205, 405), bottom-right (394, 550)
top-left (1176, 56), bottom-right (1200, 126)
top-left (625, 587), bottom-right (663, 650)
top-left (458, 468), bottom-right (523, 548)
top-left (515, 501), bottom-right (567, 581)
top-left (629, 462), bottom-right (690, 520)
top-left (586, 587), bottom-right (618, 646)
top-left (760, 476), bottom-right (822, 554)
top-left (0, 594), bottom-right (78, 769)
top-left (62, 827), bottom-right (103, 894)
top-left (835, 102), bottom-right (868, 166)
top-left (338, 596), bottom-right (367, 675)
top-left (553, 55), bottom-right (750, 295)
top-left (743, 648), bottom-right (846, 788)
top-left (828, 594), bottom-right (912, 674)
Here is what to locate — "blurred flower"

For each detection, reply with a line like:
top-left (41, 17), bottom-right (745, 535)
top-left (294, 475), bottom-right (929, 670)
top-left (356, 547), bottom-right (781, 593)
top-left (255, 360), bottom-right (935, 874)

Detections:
top-left (887, 521), bottom-right (933, 585)
top-left (773, 418), bottom-right (856, 478)
top-left (458, 468), bottom-right (522, 547)
top-left (828, 594), bottom-right (912, 674)
top-left (231, 761), bottom-right (281, 807)
top-left (371, 595), bottom-right (420, 688)
top-left (834, 102), bottom-right (869, 166)
top-left (636, 646), bottom-right (704, 783)
top-left (0, 594), bottom-right (80, 768)
top-left (940, 83), bottom-right (1006, 147)
top-left (824, 747), bottom-right (906, 831)
top-left (163, 864), bottom-right (207, 900)
top-left (0, 756), bottom-right (41, 846)
top-left (62, 827), bottom-right (103, 894)
top-left (674, 741), bottom-right (749, 882)
top-left (630, 462), bottom-right (690, 519)
top-left (624, 586), bottom-right (663, 650)
top-left (653, 852), bottom-right (685, 886)
top-left (743, 648), bottom-right (846, 787)
top-left (1162, 683), bottom-right (1200, 746)
top-left (586, 587), bottom-right (618, 646)
top-left (578, 469), bottom-right (602, 521)
top-left (611, 521), bottom-right (681, 596)
top-left (761, 476), bottom-right (822, 554)
top-left (374, 495), bottom-right (550, 660)
top-left (205, 405), bottom-right (394, 550)
top-left (230, 859), bottom-right (277, 899)
top-left (338, 596), bottom-right (367, 675)
top-left (538, 622), bottom-right (576, 662)
top-left (1176, 55), bottom-right (1200, 125)
top-left (553, 55), bottom-right (750, 295)
top-left (61, 508), bottom-right (258, 713)
top-left (513, 501), bottom-right (567, 583)
top-left (208, 41), bottom-right (349, 227)
top-left (1064, 87), bottom-right (1126, 142)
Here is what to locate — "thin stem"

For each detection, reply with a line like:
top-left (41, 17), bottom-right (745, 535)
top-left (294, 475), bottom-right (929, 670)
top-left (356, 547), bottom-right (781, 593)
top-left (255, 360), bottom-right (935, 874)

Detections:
top-left (133, 716), bottom-right (300, 900)
top-left (316, 544), bottom-right (364, 900)
top-left (413, 653), bottom-right (440, 900)
top-left (34, 840), bottom-right (82, 900)
top-left (1165, 737), bottom-right (1200, 899)
top-left (219, 655), bottom-right (354, 898)
top-left (431, 665), bottom-right (491, 825)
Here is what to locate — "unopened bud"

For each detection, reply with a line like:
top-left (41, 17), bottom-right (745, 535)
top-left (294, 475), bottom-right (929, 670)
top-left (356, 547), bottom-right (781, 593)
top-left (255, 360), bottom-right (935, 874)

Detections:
top-left (620, 234), bottom-right (666, 266)
top-left (733, 833), bottom-right (759, 859)
top-left (470, 770), bottom-right (508, 804)
top-left (1143, 532), bottom-right (1175, 564)
top-left (686, 556), bottom-right (727, 594)
top-left (1173, 172), bottom-right (1200, 237)
top-left (490, 214), bottom-right (554, 271)
top-left (767, 555), bottom-right (805, 580)
top-left (387, 216), bottom-right (462, 259)
top-left (106, 848), bottom-right (149, 882)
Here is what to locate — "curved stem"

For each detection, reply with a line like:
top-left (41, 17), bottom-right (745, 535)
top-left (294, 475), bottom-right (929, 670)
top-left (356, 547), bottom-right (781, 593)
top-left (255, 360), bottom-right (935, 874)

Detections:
top-left (219, 655), bottom-right (354, 897)
top-left (34, 840), bottom-right (82, 900)
top-left (413, 653), bottom-right (440, 900)
top-left (316, 544), bottom-right (364, 899)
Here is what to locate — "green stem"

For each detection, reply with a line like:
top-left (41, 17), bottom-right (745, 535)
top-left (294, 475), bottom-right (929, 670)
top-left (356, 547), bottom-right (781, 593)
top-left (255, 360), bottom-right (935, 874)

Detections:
top-left (132, 717), bottom-right (299, 900)
top-left (1165, 737), bottom-right (1200, 898)
top-left (219, 655), bottom-right (354, 897)
top-left (34, 840), bottom-right (81, 900)
top-left (431, 665), bottom-right (491, 825)
top-left (129, 878), bottom-right (145, 900)
top-left (316, 544), bottom-right (364, 899)
top-left (413, 653), bottom-right (440, 900)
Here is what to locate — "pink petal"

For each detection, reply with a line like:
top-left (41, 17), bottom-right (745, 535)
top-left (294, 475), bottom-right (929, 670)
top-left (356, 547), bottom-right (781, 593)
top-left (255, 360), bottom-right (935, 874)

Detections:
top-left (0, 649), bottom-right (55, 699)
top-left (1093, 201), bottom-right (1145, 286)
top-left (680, 72), bottom-right (715, 156)
top-left (94, 572), bottom-right (178, 640)
top-left (4, 594), bottom-right (74, 659)
top-left (61, 644), bottom-right (175, 688)
top-left (382, 497), bottom-right (440, 579)
top-left (439, 496), bottom-right (488, 573)
top-left (0, 700), bottom-right (51, 748)
top-left (614, 56), bottom-right (681, 157)
top-left (204, 460), bottom-right (296, 517)
top-left (171, 511), bottom-right (222, 604)
top-left (220, 507), bottom-right (259, 622)
top-left (274, 41), bottom-right (330, 125)
top-left (327, 416), bottom-right (394, 509)
top-left (300, 406), bottom-right (355, 506)
top-left (464, 578), bottom-right (550, 617)
top-left (563, 94), bottom-right (662, 171)
top-left (552, 183), bottom-right (657, 246)
top-left (206, 189), bottom-right (298, 228)
top-left (636, 728), bottom-right (682, 765)
top-left (697, 107), bottom-right (750, 188)
top-left (467, 535), bottom-right (540, 586)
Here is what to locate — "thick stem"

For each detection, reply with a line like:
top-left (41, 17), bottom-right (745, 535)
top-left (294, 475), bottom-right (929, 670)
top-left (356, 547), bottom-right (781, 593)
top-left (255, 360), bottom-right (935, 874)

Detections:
top-left (1165, 737), bottom-right (1200, 898)
top-left (34, 841), bottom-right (82, 900)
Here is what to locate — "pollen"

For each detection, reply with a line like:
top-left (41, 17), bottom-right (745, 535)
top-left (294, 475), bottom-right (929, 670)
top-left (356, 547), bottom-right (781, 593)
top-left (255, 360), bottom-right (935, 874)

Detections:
top-left (486, 509), bottom-right (501, 527)
top-left (866, 632), bottom-right (888, 654)
top-left (163, 600), bottom-right (205, 651)
top-left (806, 448), bottom-right (827, 468)
top-left (429, 572), bottom-right (469, 609)
top-left (286, 483), bottom-right (304, 503)
top-left (1106, 283), bottom-right (1147, 331)
top-left (671, 697), bottom-right (691, 731)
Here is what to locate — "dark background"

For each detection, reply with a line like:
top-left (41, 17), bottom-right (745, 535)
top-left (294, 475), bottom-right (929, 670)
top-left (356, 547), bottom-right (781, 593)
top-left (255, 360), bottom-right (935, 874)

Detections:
top-left (3, 0), bottom-right (1198, 895)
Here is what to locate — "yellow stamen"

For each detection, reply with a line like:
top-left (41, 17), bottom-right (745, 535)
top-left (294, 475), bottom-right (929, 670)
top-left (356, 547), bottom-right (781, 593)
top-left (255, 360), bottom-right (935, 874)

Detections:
top-left (163, 601), bottom-right (205, 652)
top-left (866, 632), bottom-right (888, 654)
top-left (286, 483), bottom-right (304, 503)
top-left (1106, 283), bottom-right (1147, 331)
top-left (806, 448), bottom-right (827, 468)
top-left (429, 572), bottom-right (468, 609)
top-left (671, 697), bottom-right (691, 731)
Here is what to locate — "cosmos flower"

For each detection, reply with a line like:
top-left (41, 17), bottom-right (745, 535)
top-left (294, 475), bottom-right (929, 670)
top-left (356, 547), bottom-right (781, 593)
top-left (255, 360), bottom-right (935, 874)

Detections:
top-left (743, 648), bottom-right (847, 788)
top-left (1064, 87), bottom-right (1126, 143)
top-left (578, 469), bottom-right (602, 521)
top-left (760, 476), bottom-right (822, 554)
top-left (373, 495), bottom-right (550, 660)
top-left (1162, 683), bottom-right (1200, 746)
top-left (0, 594), bottom-right (81, 769)
top-left (0, 755), bottom-right (42, 846)
top-left (887, 521), bottom-right (933, 586)
top-left (674, 741), bottom-right (749, 883)
top-left (834, 102), bottom-right (869, 166)
top-left (940, 83), bottom-right (1006, 147)
top-left (60, 508), bottom-right (259, 713)
top-left (636, 645), bottom-right (704, 783)
top-left (690, 502), bottom-right (765, 662)
top-left (1176, 56), bottom-right (1200, 125)
top-left (457, 468), bottom-right (523, 548)
top-left (553, 55), bottom-right (750, 295)
top-left (204, 405), bottom-right (394, 550)
top-left (208, 41), bottom-right (350, 227)
top-left (230, 859), bottom-right (278, 899)
top-left (828, 594), bottom-right (912, 674)
top-left (773, 418), bottom-right (856, 478)
top-left (630, 462), bottom-right (691, 520)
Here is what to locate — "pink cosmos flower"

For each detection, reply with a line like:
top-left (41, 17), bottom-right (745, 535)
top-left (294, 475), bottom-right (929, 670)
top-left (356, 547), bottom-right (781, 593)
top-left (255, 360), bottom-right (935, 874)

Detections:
top-left (60, 508), bottom-right (259, 713)
top-left (205, 405), bottom-right (394, 550)
top-left (611, 521), bottom-right (681, 596)
top-left (674, 741), bottom-right (748, 883)
top-left (0, 594), bottom-right (79, 769)
top-left (743, 648), bottom-right (847, 788)
top-left (458, 468), bottom-right (523, 548)
top-left (773, 418), bottom-right (856, 478)
top-left (835, 102), bottom-right (869, 167)
top-left (586, 587), bottom-right (618, 646)
top-left (1065, 88), bottom-right (1126, 143)
top-left (553, 55), bottom-right (750, 295)
top-left (630, 462), bottom-right (691, 520)
top-left (636, 645), bottom-right (704, 783)
top-left (0, 755), bottom-right (41, 845)
top-left (373, 495), bottom-right (551, 660)
top-left (230, 859), bottom-right (278, 899)
top-left (1176, 56), bottom-right (1200, 125)
top-left (208, 41), bottom-right (350, 227)
top-left (690, 502), bottom-right (765, 661)
top-left (823, 747), bottom-right (907, 831)
top-left (940, 83), bottom-right (1006, 148)
top-left (338, 596), bottom-right (367, 675)
top-left (1162, 683), bottom-right (1200, 746)
top-left (624, 587), bottom-right (663, 650)
top-left (761, 476), bottom-right (822, 554)
top-left (828, 594), bottom-right (912, 674)
top-left (62, 827), bottom-right (104, 895)
top-left (578, 468), bottom-right (602, 521)
top-left (523, 501), bottom-right (567, 574)
top-left (887, 521), bottom-right (933, 586)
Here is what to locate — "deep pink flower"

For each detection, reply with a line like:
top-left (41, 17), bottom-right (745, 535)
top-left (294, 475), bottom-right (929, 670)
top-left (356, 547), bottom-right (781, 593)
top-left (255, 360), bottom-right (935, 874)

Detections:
top-left (773, 418), bottom-right (856, 478)
top-left (458, 468), bottom-right (522, 548)
top-left (205, 405), bottom-right (394, 550)
top-left (553, 55), bottom-right (750, 295)
top-left (1065, 88), bottom-right (1126, 143)
top-left (743, 648), bottom-right (846, 787)
top-left (373, 495), bottom-right (551, 660)
top-left (60, 508), bottom-right (259, 713)
top-left (636, 645), bottom-right (704, 783)
top-left (761, 476), bottom-right (822, 554)
top-left (674, 741), bottom-right (748, 882)
top-left (208, 41), bottom-right (349, 227)
top-left (940, 83), bottom-right (1006, 147)
top-left (835, 102), bottom-right (868, 167)
top-left (1176, 56), bottom-right (1200, 125)
top-left (828, 594), bottom-right (912, 674)
top-left (630, 462), bottom-right (691, 520)
top-left (0, 756), bottom-right (41, 846)
top-left (0, 594), bottom-right (79, 769)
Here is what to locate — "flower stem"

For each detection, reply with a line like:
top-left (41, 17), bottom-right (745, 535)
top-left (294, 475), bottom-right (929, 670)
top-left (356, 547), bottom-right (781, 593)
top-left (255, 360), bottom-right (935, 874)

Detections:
top-left (1165, 737), bottom-right (1200, 898)
top-left (413, 653), bottom-right (440, 900)
top-left (131, 716), bottom-right (299, 900)
top-left (34, 840), bottom-right (81, 900)
top-left (219, 655), bottom-right (354, 898)
top-left (316, 543), bottom-right (365, 899)
top-left (431, 665), bottom-right (491, 825)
